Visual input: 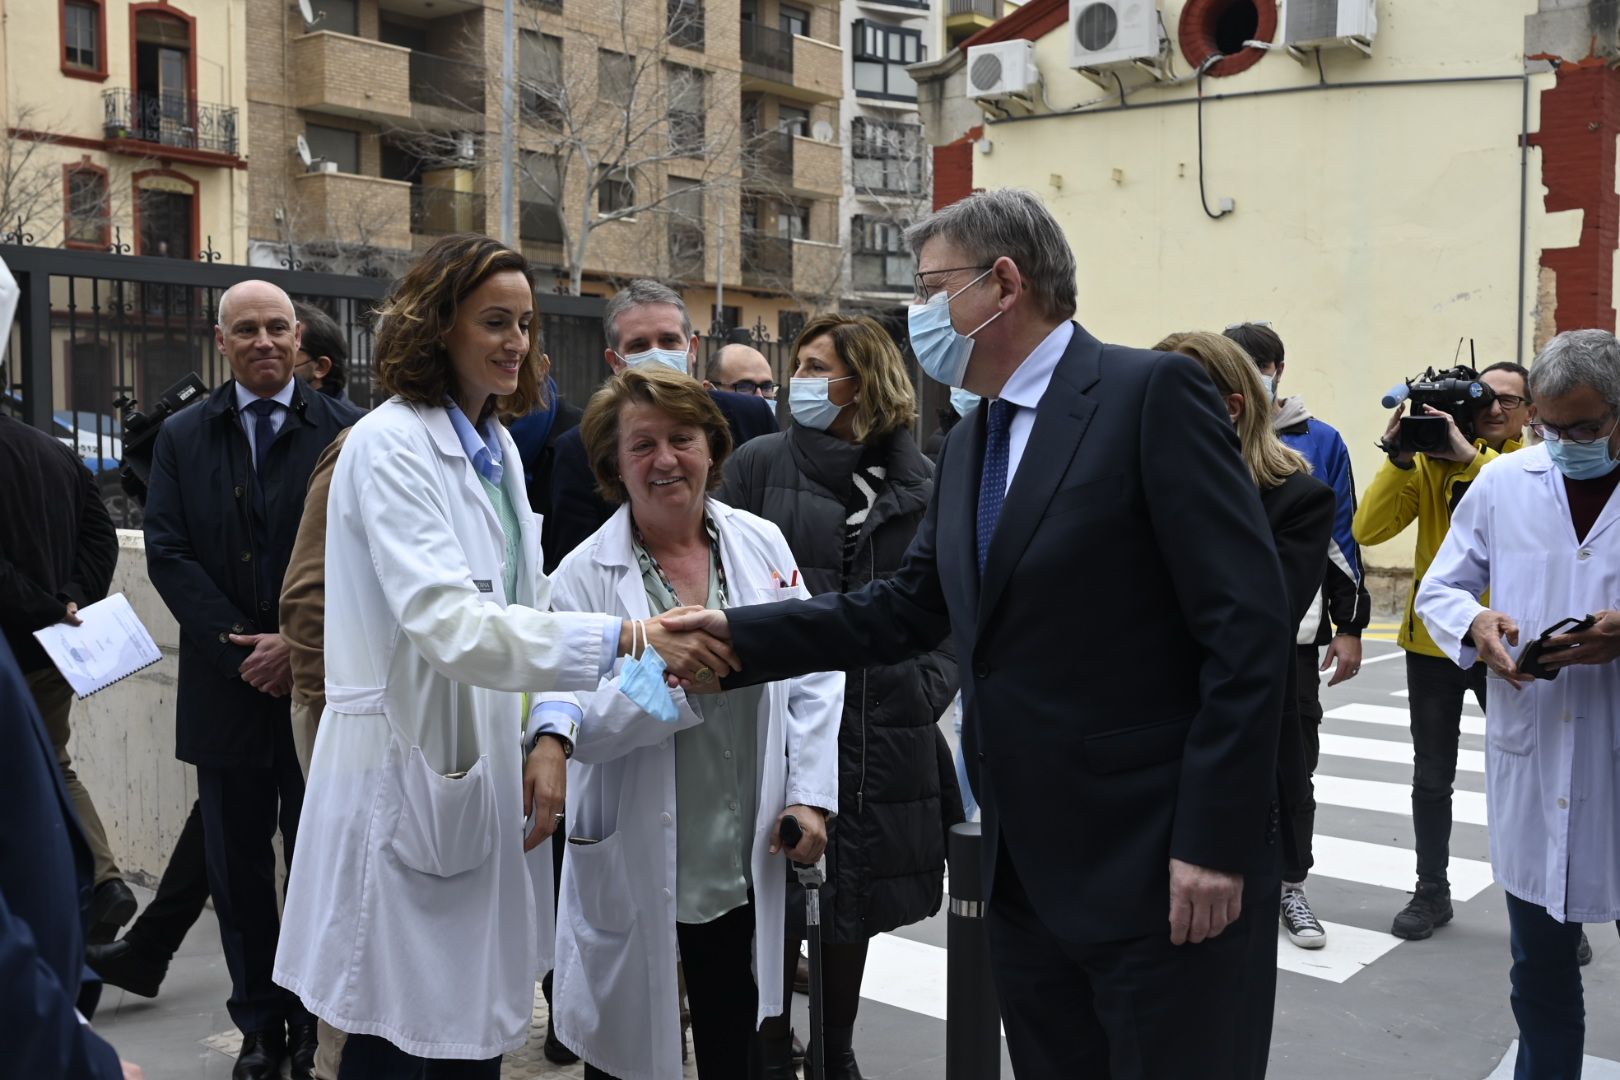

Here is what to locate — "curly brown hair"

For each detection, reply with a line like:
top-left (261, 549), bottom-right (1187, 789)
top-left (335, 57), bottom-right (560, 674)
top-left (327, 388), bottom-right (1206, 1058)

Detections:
top-left (374, 233), bottom-right (548, 418)
top-left (580, 366), bottom-right (733, 505)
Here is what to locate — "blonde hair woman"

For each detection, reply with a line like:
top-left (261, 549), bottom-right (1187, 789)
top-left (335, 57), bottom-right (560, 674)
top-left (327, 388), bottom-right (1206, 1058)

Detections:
top-left (721, 313), bottom-right (963, 1078)
top-left (1156, 329), bottom-right (1337, 974)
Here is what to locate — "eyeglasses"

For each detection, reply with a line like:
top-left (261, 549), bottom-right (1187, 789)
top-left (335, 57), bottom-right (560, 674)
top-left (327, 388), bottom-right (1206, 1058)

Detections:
top-left (723, 379), bottom-right (776, 398)
top-left (1489, 394), bottom-right (1528, 411)
top-left (913, 265), bottom-right (992, 301)
top-left (1530, 412), bottom-right (1618, 444)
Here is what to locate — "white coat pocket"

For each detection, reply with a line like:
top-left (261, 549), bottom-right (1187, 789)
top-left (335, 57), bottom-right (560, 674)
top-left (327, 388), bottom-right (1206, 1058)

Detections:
top-left (748, 583), bottom-right (811, 605)
top-left (390, 747), bottom-right (499, 878)
top-left (566, 831), bottom-right (636, 932)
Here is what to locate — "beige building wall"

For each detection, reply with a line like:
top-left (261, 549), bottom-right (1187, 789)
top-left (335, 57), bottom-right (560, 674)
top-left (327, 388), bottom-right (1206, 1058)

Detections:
top-left (971, 0), bottom-right (1561, 570)
top-left (0, 0), bottom-right (250, 260)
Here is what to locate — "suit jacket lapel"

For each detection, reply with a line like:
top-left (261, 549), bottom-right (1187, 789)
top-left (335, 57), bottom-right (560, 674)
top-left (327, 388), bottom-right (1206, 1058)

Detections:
top-left (977, 327), bottom-right (1102, 632)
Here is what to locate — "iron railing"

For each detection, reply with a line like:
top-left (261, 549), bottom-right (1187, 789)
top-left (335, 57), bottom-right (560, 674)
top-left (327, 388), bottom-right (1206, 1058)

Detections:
top-left (741, 22), bottom-right (794, 80)
top-left (102, 89), bottom-right (240, 156)
top-left (410, 187), bottom-right (486, 236)
top-left (947, 0), bottom-right (999, 16)
top-left (409, 52), bottom-right (486, 113)
top-left (746, 130), bottom-right (794, 183)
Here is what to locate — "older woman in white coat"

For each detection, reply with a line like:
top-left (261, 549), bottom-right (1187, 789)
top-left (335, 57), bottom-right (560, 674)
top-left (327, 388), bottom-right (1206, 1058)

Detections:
top-left (272, 236), bottom-right (738, 1079)
top-left (547, 365), bottom-right (842, 1080)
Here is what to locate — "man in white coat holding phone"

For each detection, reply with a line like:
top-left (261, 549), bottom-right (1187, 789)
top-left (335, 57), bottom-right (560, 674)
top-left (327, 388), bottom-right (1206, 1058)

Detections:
top-left (1417, 328), bottom-right (1620, 1079)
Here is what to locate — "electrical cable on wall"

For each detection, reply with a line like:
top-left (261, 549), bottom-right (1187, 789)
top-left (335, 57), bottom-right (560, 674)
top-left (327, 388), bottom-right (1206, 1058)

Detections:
top-left (1195, 54), bottom-right (1231, 221)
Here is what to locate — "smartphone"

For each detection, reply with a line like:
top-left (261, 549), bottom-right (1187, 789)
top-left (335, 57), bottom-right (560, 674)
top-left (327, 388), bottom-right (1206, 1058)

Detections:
top-left (1517, 615), bottom-right (1597, 680)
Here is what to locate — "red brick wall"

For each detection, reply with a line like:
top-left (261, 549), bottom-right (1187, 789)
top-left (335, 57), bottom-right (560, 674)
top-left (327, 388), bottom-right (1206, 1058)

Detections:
top-left (1532, 62), bottom-right (1620, 334)
top-left (933, 125), bottom-right (983, 210)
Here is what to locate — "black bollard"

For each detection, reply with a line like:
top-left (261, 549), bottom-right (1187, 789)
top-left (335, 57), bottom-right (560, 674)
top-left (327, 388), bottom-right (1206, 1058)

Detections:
top-left (947, 822), bottom-right (1001, 1080)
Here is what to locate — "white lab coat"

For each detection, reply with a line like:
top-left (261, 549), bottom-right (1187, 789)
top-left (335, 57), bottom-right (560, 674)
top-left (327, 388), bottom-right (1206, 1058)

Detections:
top-left (273, 398), bottom-right (616, 1059)
top-left (547, 499), bottom-right (842, 1080)
top-left (1416, 444), bottom-right (1620, 922)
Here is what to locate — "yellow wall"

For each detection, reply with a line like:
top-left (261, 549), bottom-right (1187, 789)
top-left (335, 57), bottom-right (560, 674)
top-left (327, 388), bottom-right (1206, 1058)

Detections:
top-left (1, 0), bottom-right (250, 260)
top-left (973, 0), bottom-right (1563, 568)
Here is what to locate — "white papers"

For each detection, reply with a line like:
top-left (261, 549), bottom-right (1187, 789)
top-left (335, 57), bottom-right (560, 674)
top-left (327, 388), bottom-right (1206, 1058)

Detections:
top-left (32, 593), bottom-right (162, 697)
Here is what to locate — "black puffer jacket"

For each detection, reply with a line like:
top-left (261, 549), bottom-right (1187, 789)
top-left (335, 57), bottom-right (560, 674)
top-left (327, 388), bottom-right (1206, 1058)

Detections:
top-left (722, 423), bottom-right (962, 943)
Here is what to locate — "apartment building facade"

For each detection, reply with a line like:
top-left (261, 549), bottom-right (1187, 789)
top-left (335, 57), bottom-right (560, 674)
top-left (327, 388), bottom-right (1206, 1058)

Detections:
top-left (247, 0), bottom-right (844, 340)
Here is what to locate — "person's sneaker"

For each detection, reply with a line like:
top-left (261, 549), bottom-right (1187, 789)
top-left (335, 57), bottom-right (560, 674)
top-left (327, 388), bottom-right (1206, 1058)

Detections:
top-left (1579, 929), bottom-right (1594, 967)
top-left (1391, 882), bottom-right (1454, 940)
top-left (1279, 884), bottom-right (1326, 949)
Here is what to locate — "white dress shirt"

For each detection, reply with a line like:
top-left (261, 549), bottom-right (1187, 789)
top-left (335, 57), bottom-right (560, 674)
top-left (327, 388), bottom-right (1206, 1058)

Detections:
top-left (234, 377), bottom-right (297, 464)
top-left (991, 321), bottom-right (1074, 493)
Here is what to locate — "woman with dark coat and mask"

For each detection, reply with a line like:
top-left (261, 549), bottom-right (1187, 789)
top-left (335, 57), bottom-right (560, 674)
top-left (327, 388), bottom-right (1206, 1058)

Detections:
top-left (720, 314), bottom-right (963, 1079)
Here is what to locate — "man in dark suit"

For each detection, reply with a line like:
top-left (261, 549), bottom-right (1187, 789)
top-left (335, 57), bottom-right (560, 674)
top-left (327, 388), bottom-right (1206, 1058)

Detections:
top-left (142, 280), bottom-right (362, 1080)
top-left (545, 279), bottom-right (776, 570)
top-left (0, 633), bottom-right (138, 1079)
top-left (669, 189), bottom-right (1292, 1078)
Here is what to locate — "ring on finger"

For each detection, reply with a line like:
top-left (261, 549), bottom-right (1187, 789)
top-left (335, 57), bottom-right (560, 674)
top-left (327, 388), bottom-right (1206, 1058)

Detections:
top-left (694, 665), bottom-right (715, 684)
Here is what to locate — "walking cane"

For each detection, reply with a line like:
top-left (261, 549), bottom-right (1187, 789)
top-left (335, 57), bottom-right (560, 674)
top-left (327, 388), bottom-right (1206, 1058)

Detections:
top-left (779, 814), bottom-right (825, 1080)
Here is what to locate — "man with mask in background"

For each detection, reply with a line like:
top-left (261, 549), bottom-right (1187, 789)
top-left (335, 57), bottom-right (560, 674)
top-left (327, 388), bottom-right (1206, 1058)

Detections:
top-left (1417, 328), bottom-right (1620, 1077)
top-left (546, 280), bottom-right (775, 566)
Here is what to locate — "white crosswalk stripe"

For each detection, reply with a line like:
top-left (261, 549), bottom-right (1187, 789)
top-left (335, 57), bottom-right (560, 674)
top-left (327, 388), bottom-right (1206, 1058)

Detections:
top-left (1319, 731), bottom-right (1486, 773)
top-left (1314, 773), bottom-right (1489, 826)
top-left (1310, 834), bottom-right (1495, 901)
top-left (1327, 701), bottom-right (1487, 738)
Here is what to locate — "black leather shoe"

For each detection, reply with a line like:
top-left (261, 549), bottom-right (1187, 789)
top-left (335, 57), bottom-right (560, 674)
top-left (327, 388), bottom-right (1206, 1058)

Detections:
top-left (86, 879), bottom-right (137, 945)
top-left (84, 938), bottom-right (168, 998)
top-left (1579, 929), bottom-right (1594, 967)
top-left (543, 1017), bottom-right (580, 1065)
top-left (233, 1030), bottom-right (287, 1080)
top-left (287, 1021), bottom-right (318, 1080)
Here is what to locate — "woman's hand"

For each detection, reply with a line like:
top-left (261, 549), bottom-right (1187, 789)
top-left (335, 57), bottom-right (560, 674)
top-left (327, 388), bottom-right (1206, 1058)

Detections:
top-left (771, 805), bottom-right (828, 863)
top-left (640, 606), bottom-right (742, 687)
top-left (522, 736), bottom-right (568, 851)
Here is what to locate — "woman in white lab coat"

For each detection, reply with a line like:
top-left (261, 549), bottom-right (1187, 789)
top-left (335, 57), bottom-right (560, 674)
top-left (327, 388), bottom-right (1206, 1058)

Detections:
top-left (547, 365), bottom-right (843, 1080)
top-left (272, 236), bottom-right (738, 1077)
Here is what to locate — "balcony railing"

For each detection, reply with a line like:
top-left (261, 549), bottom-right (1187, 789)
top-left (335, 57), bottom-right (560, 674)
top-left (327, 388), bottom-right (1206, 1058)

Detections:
top-left (741, 232), bottom-right (792, 288)
top-left (746, 130), bottom-right (793, 183)
top-left (741, 22), bottom-right (794, 81)
top-left (410, 52), bottom-right (486, 113)
top-left (411, 187), bottom-right (486, 236)
top-left (102, 89), bottom-right (239, 156)
top-left (947, 0), bottom-right (999, 15)
top-left (669, 223), bottom-right (705, 279)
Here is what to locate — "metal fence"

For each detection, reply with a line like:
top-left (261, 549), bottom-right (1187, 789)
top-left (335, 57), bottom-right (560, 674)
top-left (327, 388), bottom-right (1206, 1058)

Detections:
top-left (1, 244), bottom-right (943, 529)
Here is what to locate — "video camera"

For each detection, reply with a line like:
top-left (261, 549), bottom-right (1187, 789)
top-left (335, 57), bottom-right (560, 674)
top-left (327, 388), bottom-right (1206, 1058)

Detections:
top-left (115, 372), bottom-right (208, 505)
top-left (1379, 365), bottom-right (1496, 455)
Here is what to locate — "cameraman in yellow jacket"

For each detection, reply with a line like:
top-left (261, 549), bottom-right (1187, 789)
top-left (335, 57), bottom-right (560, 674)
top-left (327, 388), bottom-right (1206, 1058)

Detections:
top-left (1352, 361), bottom-right (1529, 944)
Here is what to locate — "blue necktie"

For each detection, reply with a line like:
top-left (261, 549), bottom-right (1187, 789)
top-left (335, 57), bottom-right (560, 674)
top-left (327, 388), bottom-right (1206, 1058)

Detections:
top-left (977, 399), bottom-right (1014, 575)
top-left (246, 399), bottom-right (280, 476)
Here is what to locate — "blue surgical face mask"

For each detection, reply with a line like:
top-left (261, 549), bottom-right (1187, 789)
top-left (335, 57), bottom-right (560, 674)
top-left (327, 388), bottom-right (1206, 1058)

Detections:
top-left (949, 387), bottom-right (981, 417)
top-left (1545, 436), bottom-right (1620, 480)
top-left (789, 376), bottom-right (855, 431)
top-left (906, 268), bottom-right (1002, 388)
top-left (1260, 374), bottom-right (1276, 399)
top-left (617, 347), bottom-right (691, 374)
top-left (619, 642), bottom-right (680, 723)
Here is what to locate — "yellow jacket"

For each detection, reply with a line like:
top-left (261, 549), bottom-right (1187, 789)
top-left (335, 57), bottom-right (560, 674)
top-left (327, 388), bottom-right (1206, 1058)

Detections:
top-left (1352, 438), bottom-right (1523, 657)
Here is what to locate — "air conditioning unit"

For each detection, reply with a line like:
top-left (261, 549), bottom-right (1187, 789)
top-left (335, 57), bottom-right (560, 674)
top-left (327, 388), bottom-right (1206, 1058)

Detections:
top-left (455, 132), bottom-right (478, 161)
top-left (1069, 0), bottom-right (1164, 72)
top-left (1283, 0), bottom-right (1377, 50)
top-left (966, 40), bottom-right (1039, 105)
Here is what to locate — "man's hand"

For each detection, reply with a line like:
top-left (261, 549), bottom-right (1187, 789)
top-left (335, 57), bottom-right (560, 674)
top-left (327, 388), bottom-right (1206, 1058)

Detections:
top-left (1421, 405), bottom-right (1479, 464)
top-left (1542, 609), bottom-right (1620, 669)
top-left (122, 1062), bottom-right (145, 1080)
top-left (62, 602), bottom-right (82, 627)
top-left (231, 632), bottom-right (292, 697)
top-left (1319, 634), bottom-right (1362, 687)
top-left (1380, 405), bottom-right (1415, 467)
top-left (1168, 858), bottom-right (1243, 946)
top-left (522, 735), bottom-right (567, 852)
top-left (1469, 610), bottom-right (1531, 690)
top-left (645, 607), bottom-right (738, 692)
top-left (771, 805), bottom-right (828, 863)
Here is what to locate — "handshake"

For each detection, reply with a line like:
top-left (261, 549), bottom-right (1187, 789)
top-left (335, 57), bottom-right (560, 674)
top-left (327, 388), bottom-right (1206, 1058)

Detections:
top-left (623, 606), bottom-right (737, 692)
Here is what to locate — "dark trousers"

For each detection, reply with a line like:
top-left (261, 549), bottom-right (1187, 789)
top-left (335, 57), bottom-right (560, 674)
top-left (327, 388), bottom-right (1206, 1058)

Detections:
top-left (985, 845), bottom-right (1278, 1079)
top-left (337, 1034), bottom-right (500, 1079)
top-left (1405, 651), bottom-right (1488, 887)
top-left (124, 798), bottom-right (210, 961)
top-left (196, 725), bottom-right (311, 1035)
top-left (585, 900), bottom-right (760, 1080)
top-left (1505, 891), bottom-right (1619, 1079)
top-left (1285, 645), bottom-right (1325, 883)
